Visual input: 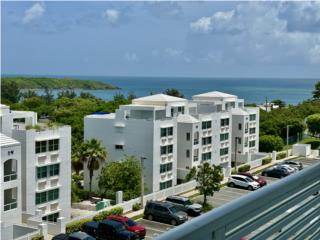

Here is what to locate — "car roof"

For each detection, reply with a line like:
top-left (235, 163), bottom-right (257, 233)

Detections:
top-left (166, 195), bottom-right (189, 201)
top-left (69, 231), bottom-right (92, 240)
top-left (238, 172), bottom-right (252, 176)
top-left (52, 234), bottom-right (69, 240)
top-left (84, 221), bottom-right (99, 228)
top-left (101, 219), bottom-right (124, 227)
top-left (108, 215), bottom-right (128, 221)
top-left (147, 200), bottom-right (174, 207)
top-left (231, 174), bottom-right (248, 179)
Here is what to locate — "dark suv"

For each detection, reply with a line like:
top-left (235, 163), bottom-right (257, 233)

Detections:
top-left (262, 167), bottom-right (290, 178)
top-left (144, 201), bottom-right (188, 226)
top-left (165, 196), bottom-right (202, 216)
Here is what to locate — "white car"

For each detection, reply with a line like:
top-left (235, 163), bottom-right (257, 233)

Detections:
top-left (277, 164), bottom-right (297, 174)
top-left (228, 175), bottom-right (260, 191)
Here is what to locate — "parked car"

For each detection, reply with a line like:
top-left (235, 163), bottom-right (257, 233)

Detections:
top-left (52, 232), bottom-right (95, 240)
top-left (82, 219), bottom-right (139, 240)
top-left (261, 167), bottom-right (290, 178)
top-left (107, 215), bottom-right (146, 239)
top-left (238, 172), bottom-right (267, 187)
top-left (144, 200), bottom-right (188, 226)
top-left (227, 175), bottom-right (260, 191)
top-left (283, 160), bottom-right (303, 170)
top-left (165, 195), bottom-right (202, 216)
top-left (276, 164), bottom-right (297, 174)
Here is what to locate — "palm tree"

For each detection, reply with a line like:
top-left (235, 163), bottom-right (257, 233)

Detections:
top-left (82, 139), bottom-right (107, 194)
top-left (71, 145), bottom-right (85, 175)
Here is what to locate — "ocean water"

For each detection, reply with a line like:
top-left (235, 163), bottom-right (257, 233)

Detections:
top-left (65, 76), bottom-right (318, 105)
top-left (7, 75), bottom-right (319, 104)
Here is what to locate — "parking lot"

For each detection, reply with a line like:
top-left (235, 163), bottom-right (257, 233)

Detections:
top-left (137, 157), bottom-right (320, 239)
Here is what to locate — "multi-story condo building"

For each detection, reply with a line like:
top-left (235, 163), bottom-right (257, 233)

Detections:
top-left (84, 91), bottom-right (260, 193)
top-left (0, 104), bottom-right (71, 230)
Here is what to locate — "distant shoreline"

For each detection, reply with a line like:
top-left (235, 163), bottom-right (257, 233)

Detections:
top-left (2, 76), bottom-right (120, 90)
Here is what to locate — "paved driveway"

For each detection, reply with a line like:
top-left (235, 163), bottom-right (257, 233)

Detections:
top-left (136, 219), bottom-right (174, 240)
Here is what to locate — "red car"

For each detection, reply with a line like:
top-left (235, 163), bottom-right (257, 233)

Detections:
top-left (107, 215), bottom-right (146, 239)
top-left (238, 172), bottom-right (267, 187)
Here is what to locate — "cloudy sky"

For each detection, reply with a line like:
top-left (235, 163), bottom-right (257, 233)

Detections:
top-left (2, 1), bottom-right (320, 78)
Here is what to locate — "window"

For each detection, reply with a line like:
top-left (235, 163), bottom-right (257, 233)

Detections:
top-left (48, 139), bottom-right (59, 151)
top-left (220, 133), bottom-right (229, 141)
top-left (160, 180), bottom-right (173, 190)
top-left (49, 164), bottom-right (60, 177)
top-left (186, 133), bottom-right (190, 141)
top-left (178, 106), bottom-right (185, 114)
top-left (161, 127), bottom-right (173, 137)
top-left (167, 145), bottom-right (173, 154)
top-left (36, 188), bottom-right (59, 205)
top-left (36, 141), bottom-right (47, 154)
top-left (220, 147), bottom-right (229, 156)
top-left (249, 141), bottom-right (256, 148)
top-left (202, 152), bottom-right (211, 161)
top-left (160, 162), bottom-right (172, 173)
top-left (193, 149), bottom-right (199, 162)
top-left (221, 118), bottom-right (230, 127)
top-left (238, 123), bottom-right (242, 130)
top-left (249, 128), bottom-right (256, 134)
top-left (115, 145), bottom-right (123, 150)
top-left (4, 188), bottom-right (17, 211)
top-left (36, 192), bottom-right (47, 205)
top-left (194, 132), bottom-right (199, 145)
top-left (202, 137), bottom-right (212, 145)
top-left (186, 150), bottom-right (190, 158)
top-left (42, 213), bottom-right (59, 222)
top-left (245, 137), bottom-right (248, 147)
top-left (245, 123), bottom-right (249, 133)
top-left (160, 145), bottom-right (173, 155)
top-left (249, 114), bottom-right (256, 121)
top-left (37, 166), bottom-right (47, 179)
top-left (238, 138), bottom-right (242, 144)
top-left (171, 108), bottom-right (174, 117)
top-left (202, 121), bottom-right (212, 130)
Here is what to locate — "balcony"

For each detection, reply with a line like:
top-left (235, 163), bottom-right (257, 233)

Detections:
top-left (156, 162), bottom-right (320, 240)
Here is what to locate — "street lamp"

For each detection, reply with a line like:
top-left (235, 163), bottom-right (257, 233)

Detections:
top-left (234, 137), bottom-right (241, 172)
top-left (140, 157), bottom-right (146, 208)
top-left (286, 125), bottom-right (292, 158)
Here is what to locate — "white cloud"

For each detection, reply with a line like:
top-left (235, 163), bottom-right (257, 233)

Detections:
top-left (22, 2), bottom-right (45, 24)
top-left (309, 45), bottom-right (320, 64)
top-left (165, 48), bottom-right (183, 57)
top-left (190, 16), bottom-right (212, 33)
top-left (124, 52), bottom-right (138, 62)
top-left (103, 9), bottom-right (120, 24)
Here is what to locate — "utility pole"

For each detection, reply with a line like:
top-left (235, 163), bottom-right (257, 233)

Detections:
top-left (234, 137), bottom-right (239, 172)
top-left (286, 125), bottom-right (291, 158)
top-left (140, 157), bottom-right (146, 208)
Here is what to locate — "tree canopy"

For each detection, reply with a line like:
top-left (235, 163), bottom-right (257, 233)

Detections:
top-left (313, 81), bottom-right (320, 99)
top-left (259, 135), bottom-right (284, 152)
top-left (306, 114), bottom-right (320, 137)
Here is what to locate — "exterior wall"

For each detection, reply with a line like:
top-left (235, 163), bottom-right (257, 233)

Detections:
top-left (84, 115), bottom-right (155, 193)
top-left (177, 122), bottom-right (196, 170)
top-left (0, 142), bottom-right (22, 227)
top-left (292, 144), bottom-right (312, 157)
top-left (12, 126), bottom-right (71, 221)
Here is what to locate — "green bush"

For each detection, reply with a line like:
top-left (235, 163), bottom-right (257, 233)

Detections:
top-left (202, 202), bottom-right (214, 213)
top-left (238, 164), bottom-right (251, 173)
top-left (92, 207), bottom-right (123, 222)
top-left (231, 169), bottom-right (237, 174)
top-left (31, 235), bottom-right (44, 240)
top-left (262, 157), bottom-right (272, 165)
top-left (277, 152), bottom-right (287, 160)
top-left (132, 203), bottom-right (142, 211)
top-left (259, 135), bottom-right (284, 152)
top-left (66, 218), bottom-right (92, 233)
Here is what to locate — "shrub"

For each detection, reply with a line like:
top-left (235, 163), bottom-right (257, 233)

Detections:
top-left (262, 157), bottom-right (272, 165)
top-left (92, 207), bottom-right (123, 222)
top-left (238, 164), bottom-right (251, 173)
top-left (277, 152), bottom-right (287, 160)
top-left (202, 202), bottom-right (214, 213)
top-left (259, 135), bottom-right (284, 152)
top-left (66, 218), bottom-right (92, 234)
top-left (31, 235), bottom-right (44, 240)
top-left (132, 203), bottom-right (142, 211)
top-left (231, 169), bottom-right (237, 174)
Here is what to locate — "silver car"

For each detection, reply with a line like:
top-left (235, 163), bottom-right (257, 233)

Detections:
top-left (165, 195), bottom-right (202, 216)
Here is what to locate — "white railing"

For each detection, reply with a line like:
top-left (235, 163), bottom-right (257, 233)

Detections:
top-left (156, 163), bottom-right (320, 240)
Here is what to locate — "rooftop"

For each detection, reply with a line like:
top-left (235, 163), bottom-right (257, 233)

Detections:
top-left (132, 94), bottom-right (187, 106)
top-left (193, 91), bottom-right (237, 100)
top-left (0, 133), bottom-right (20, 147)
top-left (177, 114), bottom-right (199, 123)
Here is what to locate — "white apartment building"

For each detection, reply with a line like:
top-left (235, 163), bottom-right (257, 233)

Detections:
top-left (0, 104), bottom-right (71, 233)
top-left (84, 91), bottom-right (260, 193)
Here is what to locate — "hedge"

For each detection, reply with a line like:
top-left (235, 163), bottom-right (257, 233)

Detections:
top-left (66, 207), bottom-right (123, 233)
top-left (277, 152), bottom-right (286, 160)
top-left (262, 157), bottom-right (272, 165)
top-left (92, 207), bottom-right (123, 222)
top-left (31, 235), bottom-right (44, 240)
top-left (238, 164), bottom-right (251, 173)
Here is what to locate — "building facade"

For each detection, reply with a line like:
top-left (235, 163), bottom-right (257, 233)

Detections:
top-left (0, 104), bottom-right (71, 231)
top-left (84, 91), bottom-right (260, 193)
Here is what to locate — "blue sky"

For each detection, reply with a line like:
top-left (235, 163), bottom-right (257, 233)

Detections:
top-left (2, 1), bottom-right (320, 78)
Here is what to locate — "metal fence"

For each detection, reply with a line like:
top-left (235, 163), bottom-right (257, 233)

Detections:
top-left (156, 162), bottom-right (320, 240)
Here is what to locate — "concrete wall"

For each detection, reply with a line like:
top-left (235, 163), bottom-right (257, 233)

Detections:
top-left (292, 144), bottom-right (312, 157)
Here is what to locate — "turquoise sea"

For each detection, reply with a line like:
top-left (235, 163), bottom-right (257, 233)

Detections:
top-left (7, 75), bottom-right (320, 104)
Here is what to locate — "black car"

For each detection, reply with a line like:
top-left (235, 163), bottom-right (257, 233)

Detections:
top-left (83, 219), bottom-right (138, 240)
top-left (144, 200), bottom-right (188, 226)
top-left (52, 232), bottom-right (95, 240)
top-left (284, 160), bottom-right (303, 170)
top-left (261, 167), bottom-right (290, 178)
top-left (166, 196), bottom-right (202, 216)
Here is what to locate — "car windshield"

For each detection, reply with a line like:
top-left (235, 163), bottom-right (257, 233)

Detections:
top-left (127, 219), bottom-right (137, 227)
top-left (246, 177), bottom-right (253, 182)
top-left (169, 207), bottom-right (178, 213)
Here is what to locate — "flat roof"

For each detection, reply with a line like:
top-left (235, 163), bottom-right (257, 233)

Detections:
top-left (132, 94), bottom-right (187, 106)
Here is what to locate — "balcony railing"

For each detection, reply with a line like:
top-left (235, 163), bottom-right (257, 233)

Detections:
top-left (4, 173), bottom-right (17, 182)
top-left (156, 162), bottom-right (320, 240)
top-left (4, 201), bottom-right (17, 211)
